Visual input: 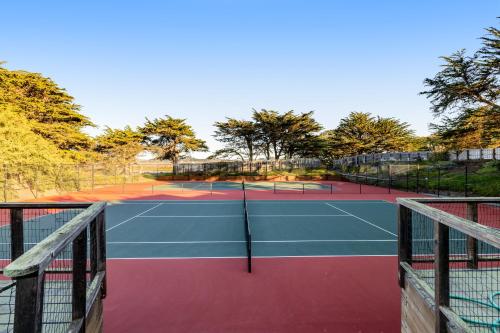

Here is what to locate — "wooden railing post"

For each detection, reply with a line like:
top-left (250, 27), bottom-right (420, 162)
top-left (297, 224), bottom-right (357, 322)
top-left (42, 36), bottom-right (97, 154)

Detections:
top-left (398, 205), bottom-right (412, 288)
top-left (14, 273), bottom-right (45, 333)
top-left (10, 208), bottom-right (24, 260)
top-left (466, 202), bottom-right (478, 269)
top-left (72, 229), bottom-right (87, 333)
top-left (434, 222), bottom-right (450, 333)
top-left (97, 210), bottom-right (107, 297)
top-left (90, 218), bottom-right (98, 279)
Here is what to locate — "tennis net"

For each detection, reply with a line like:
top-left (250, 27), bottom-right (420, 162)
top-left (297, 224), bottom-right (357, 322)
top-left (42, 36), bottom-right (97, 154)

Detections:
top-left (242, 181), bottom-right (252, 273)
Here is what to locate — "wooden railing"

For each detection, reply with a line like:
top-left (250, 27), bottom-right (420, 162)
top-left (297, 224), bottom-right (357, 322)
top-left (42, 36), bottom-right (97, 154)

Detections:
top-left (397, 197), bottom-right (500, 333)
top-left (1, 202), bottom-right (107, 333)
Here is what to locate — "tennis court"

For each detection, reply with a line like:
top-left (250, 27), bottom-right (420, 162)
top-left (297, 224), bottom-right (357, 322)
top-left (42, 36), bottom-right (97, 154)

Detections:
top-left (103, 197), bottom-right (401, 333)
top-left (105, 199), bottom-right (397, 260)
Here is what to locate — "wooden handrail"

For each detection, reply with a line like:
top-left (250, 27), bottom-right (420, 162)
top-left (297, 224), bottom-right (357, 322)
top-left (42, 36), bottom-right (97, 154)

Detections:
top-left (404, 197), bottom-right (500, 204)
top-left (0, 202), bottom-right (93, 209)
top-left (4, 202), bottom-right (106, 278)
top-left (397, 197), bottom-right (500, 333)
top-left (397, 198), bottom-right (500, 249)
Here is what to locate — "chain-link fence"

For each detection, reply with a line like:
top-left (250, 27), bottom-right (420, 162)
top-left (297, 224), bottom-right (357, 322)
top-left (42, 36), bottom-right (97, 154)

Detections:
top-left (335, 161), bottom-right (500, 197)
top-left (0, 159), bottom-right (324, 201)
top-left (398, 198), bottom-right (500, 333)
top-left (174, 158), bottom-right (322, 177)
top-left (333, 148), bottom-right (499, 167)
top-left (0, 163), bottom-right (173, 202)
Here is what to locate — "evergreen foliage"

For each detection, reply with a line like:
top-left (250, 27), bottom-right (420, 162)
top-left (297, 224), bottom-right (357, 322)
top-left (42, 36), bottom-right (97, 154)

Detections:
top-left (94, 126), bottom-right (144, 164)
top-left (0, 64), bottom-right (94, 159)
top-left (421, 22), bottom-right (499, 149)
top-left (321, 112), bottom-right (415, 158)
top-left (140, 115), bottom-right (208, 163)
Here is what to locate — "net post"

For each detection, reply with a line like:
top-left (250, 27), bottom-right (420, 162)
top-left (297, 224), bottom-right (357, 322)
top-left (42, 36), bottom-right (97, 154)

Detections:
top-left (330, 183), bottom-right (333, 195)
top-left (302, 183), bottom-right (305, 194)
top-left (242, 181), bottom-right (252, 273)
top-left (434, 221), bottom-right (450, 333)
top-left (466, 202), bottom-right (478, 269)
top-left (398, 204), bottom-right (412, 288)
top-left (274, 182), bottom-right (276, 194)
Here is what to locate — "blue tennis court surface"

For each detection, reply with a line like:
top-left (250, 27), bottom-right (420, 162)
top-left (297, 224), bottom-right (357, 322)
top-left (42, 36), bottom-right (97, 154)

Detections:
top-left (105, 200), bottom-right (397, 258)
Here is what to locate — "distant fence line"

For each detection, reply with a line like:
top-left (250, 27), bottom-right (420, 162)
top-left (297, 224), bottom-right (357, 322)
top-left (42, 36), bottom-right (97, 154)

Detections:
top-left (175, 158), bottom-right (322, 175)
top-left (334, 162), bottom-right (499, 197)
top-left (448, 148), bottom-right (500, 161)
top-left (0, 158), bottom-right (322, 201)
top-left (333, 148), bottom-right (499, 166)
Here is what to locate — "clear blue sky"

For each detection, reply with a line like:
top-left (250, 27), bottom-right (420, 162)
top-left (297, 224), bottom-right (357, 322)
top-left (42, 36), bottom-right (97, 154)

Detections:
top-left (1, 1), bottom-right (498, 157)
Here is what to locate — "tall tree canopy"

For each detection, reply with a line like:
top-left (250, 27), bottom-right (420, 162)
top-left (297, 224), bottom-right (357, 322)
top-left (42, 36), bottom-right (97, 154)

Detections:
top-left (0, 106), bottom-right (63, 166)
top-left (421, 23), bottom-right (499, 149)
top-left (322, 112), bottom-right (415, 158)
top-left (94, 126), bottom-right (144, 164)
top-left (0, 106), bottom-right (67, 198)
top-left (140, 115), bottom-right (207, 164)
top-left (0, 63), bottom-right (94, 158)
top-left (212, 119), bottom-right (259, 162)
top-left (252, 109), bottom-right (323, 160)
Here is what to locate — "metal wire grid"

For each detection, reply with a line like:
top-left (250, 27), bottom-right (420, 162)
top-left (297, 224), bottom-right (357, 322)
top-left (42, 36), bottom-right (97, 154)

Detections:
top-left (0, 208), bottom-right (85, 271)
top-left (409, 209), bottom-right (500, 332)
top-left (425, 202), bottom-right (500, 229)
top-left (0, 207), bottom-right (88, 333)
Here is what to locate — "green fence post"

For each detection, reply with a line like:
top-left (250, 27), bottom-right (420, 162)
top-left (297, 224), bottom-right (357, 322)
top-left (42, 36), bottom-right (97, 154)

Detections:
top-left (416, 164), bottom-right (419, 194)
top-left (464, 165), bottom-right (468, 197)
top-left (437, 167), bottom-right (440, 197)
top-left (3, 164), bottom-right (7, 202)
top-left (91, 164), bottom-right (95, 192)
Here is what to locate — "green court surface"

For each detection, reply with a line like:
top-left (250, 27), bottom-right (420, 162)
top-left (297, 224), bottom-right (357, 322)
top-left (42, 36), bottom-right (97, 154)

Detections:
top-left (105, 200), bottom-right (397, 258)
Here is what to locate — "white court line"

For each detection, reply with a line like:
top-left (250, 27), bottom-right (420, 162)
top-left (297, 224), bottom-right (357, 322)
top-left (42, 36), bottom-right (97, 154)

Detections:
top-left (252, 214), bottom-right (350, 217)
top-left (107, 254), bottom-right (398, 260)
top-left (109, 201), bottom-right (240, 205)
top-left (109, 241), bottom-right (244, 244)
top-left (140, 215), bottom-right (241, 218)
top-left (325, 202), bottom-right (397, 237)
top-left (413, 238), bottom-right (467, 242)
top-left (138, 214), bottom-right (350, 218)
top-left (106, 203), bottom-right (163, 232)
top-left (107, 239), bottom-right (397, 244)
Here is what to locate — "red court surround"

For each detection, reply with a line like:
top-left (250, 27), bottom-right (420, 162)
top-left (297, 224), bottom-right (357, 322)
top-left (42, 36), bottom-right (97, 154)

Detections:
top-left (104, 257), bottom-right (400, 333)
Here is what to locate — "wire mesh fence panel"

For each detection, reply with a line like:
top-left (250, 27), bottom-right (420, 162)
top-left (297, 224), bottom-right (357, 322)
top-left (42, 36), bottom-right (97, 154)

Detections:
top-left (335, 161), bottom-right (499, 197)
top-left (0, 202), bottom-right (106, 333)
top-left (0, 207), bottom-right (85, 271)
top-left (0, 282), bottom-right (15, 332)
top-left (273, 182), bottom-right (333, 194)
top-left (0, 207), bottom-right (80, 332)
top-left (398, 198), bottom-right (500, 333)
top-left (41, 241), bottom-right (75, 333)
